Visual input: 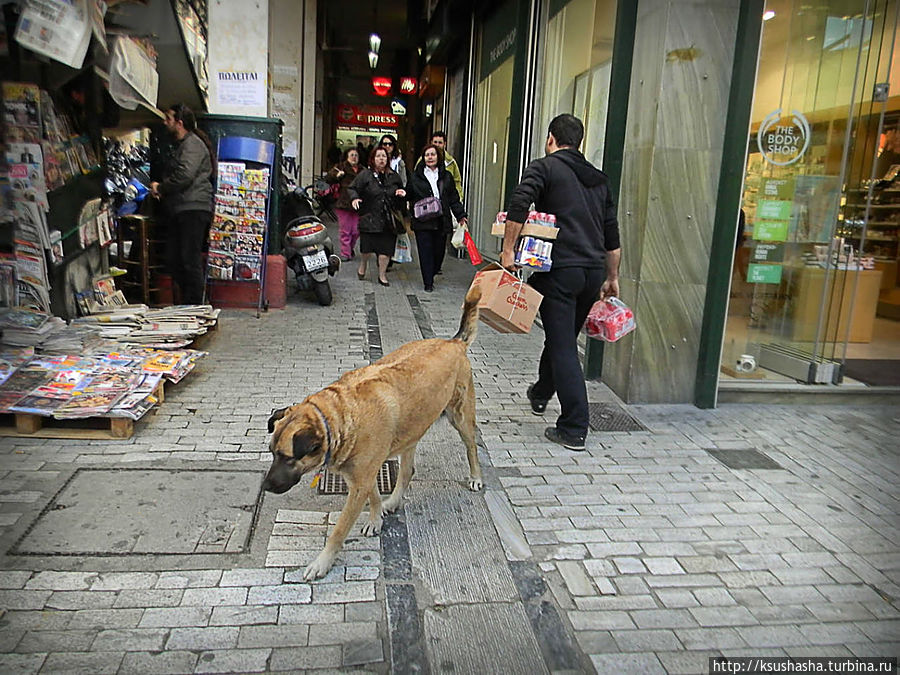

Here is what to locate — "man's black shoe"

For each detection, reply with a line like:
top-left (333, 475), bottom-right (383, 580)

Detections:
top-left (544, 426), bottom-right (586, 451)
top-left (526, 384), bottom-right (548, 415)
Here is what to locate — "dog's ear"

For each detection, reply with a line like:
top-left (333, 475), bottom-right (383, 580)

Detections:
top-left (267, 407), bottom-right (289, 434)
top-left (292, 429), bottom-right (322, 459)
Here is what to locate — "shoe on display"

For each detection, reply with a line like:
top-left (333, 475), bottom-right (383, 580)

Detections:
top-left (544, 426), bottom-right (586, 451)
top-left (526, 384), bottom-right (548, 415)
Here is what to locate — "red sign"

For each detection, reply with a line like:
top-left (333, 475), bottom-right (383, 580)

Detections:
top-left (399, 77), bottom-right (417, 94)
top-left (372, 76), bottom-right (392, 97)
top-left (335, 103), bottom-right (398, 129)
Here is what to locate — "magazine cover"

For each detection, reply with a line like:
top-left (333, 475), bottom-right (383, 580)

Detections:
top-left (208, 229), bottom-right (234, 252)
top-left (0, 391), bottom-right (25, 413)
top-left (233, 254), bottom-right (262, 281)
top-left (2, 82), bottom-right (41, 136)
top-left (0, 366), bottom-right (52, 393)
top-left (0, 254), bottom-right (17, 308)
top-left (207, 251), bottom-right (234, 280)
top-left (9, 394), bottom-right (65, 415)
top-left (234, 233), bottom-right (263, 256)
top-left (55, 390), bottom-right (126, 418)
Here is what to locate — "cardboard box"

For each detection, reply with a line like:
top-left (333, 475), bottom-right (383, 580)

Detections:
top-left (469, 264), bottom-right (543, 333)
top-left (491, 220), bottom-right (559, 240)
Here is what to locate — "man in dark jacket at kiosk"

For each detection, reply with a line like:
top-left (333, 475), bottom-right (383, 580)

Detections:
top-left (501, 114), bottom-right (621, 451)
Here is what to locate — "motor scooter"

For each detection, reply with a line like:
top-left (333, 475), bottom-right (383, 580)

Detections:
top-left (281, 186), bottom-right (340, 306)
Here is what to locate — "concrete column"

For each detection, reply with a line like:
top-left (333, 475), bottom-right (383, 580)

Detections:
top-left (207, 0), bottom-right (269, 117)
top-left (268, 0), bottom-right (318, 186)
top-left (603, 0), bottom-right (740, 403)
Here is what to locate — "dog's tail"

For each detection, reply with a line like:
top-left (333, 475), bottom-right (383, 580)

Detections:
top-left (453, 285), bottom-right (481, 348)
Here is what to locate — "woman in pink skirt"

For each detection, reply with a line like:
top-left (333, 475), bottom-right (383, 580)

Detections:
top-left (326, 148), bottom-right (363, 260)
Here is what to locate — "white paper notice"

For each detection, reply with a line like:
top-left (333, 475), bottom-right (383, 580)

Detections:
top-left (216, 70), bottom-right (266, 109)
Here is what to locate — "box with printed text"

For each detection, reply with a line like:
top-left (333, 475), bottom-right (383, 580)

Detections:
top-left (469, 264), bottom-right (543, 334)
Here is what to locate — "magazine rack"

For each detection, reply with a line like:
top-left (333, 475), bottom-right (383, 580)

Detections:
top-left (206, 136), bottom-right (276, 317)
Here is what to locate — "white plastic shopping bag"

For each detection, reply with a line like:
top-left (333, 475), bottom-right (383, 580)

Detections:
top-left (392, 232), bottom-right (413, 263)
top-left (451, 223), bottom-right (466, 249)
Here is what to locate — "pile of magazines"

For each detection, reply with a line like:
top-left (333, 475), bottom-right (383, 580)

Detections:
top-left (0, 347), bottom-right (205, 420)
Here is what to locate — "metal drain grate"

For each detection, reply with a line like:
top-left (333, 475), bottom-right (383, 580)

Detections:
top-left (588, 403), bottom-right (648, 432)
top-left (318, 459), bottom-right (399, 495)
top-left (705, 448), bottom-right (784, 470)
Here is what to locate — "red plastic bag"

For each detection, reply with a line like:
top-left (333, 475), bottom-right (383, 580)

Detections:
top-left (584, 297), bottom-right (635, 342)
top-left (464, 230), bottom-right (483, 265)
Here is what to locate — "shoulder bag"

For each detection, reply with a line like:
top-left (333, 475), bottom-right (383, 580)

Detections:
top-left (413, 195), bottom-right (442, 220)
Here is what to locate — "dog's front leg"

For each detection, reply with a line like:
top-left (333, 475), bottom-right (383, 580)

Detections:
top-left (382, 447), bottom-right (415, 514)
top-left (304, 486), bottom-right (368, 581)
top-left (361, 480), bottom-right (383, 536)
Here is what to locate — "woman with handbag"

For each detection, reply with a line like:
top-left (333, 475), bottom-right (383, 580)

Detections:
top-left (326, 147), bottom-right (363, 261)
top-left (407, 144), bottom-right (467, 292)
top-left (348, 146), bottom-right (406, 287)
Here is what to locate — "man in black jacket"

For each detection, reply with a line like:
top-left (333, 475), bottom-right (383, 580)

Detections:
top-left (501, 114), bottom-right (621, 451)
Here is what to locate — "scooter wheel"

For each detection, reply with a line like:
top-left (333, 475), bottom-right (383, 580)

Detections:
top-left (313, 280), bottom-right (333, 306)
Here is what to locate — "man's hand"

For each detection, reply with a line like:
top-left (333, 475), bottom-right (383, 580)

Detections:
top-left (502, 219), bottom-right (525, 272)
top-left (458, 217), bottom-right (468, 229)
top-left (395, 189), bottom-right (406, 198)
top-left (600, 278), bottom-right (619, 300)
top-left (351, 199), bottom-right (362, 210)
top-left (149, 181), bottom-right (161, 199)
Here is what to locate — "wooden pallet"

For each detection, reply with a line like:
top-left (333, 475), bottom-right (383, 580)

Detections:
top-left (0, 382), bottom-right (165, 440)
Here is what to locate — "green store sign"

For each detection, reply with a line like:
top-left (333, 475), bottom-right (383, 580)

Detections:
top-left (747, 263), bottom-right (783, 285)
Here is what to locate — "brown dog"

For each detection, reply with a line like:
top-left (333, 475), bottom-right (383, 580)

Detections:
top-left (264, 285), bottom-right (483, 580)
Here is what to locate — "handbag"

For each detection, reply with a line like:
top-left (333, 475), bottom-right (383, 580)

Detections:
top-left (413, 196), bottom-right (442, 220)
top-left (388, 206), bottom-right (406, 235)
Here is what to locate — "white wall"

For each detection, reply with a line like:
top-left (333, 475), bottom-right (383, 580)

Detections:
top-left (208, 0), bottom-right (269, 117)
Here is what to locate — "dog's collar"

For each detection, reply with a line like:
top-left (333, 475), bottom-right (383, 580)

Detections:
top-left (309, 402), bottom-right (333, 467)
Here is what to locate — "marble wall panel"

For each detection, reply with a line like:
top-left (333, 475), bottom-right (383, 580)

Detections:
top-left (617, 147), bottom-right (654, 281)
top-left (623, 281), bottom-right (707, 403)
top-left (642, 147), bottom-right (716, 286)
top-left (601, 0), bottom-right (742, 404)
top-left (625, 0), bottom-right (670, 149)
top-left (656, 0), bottom-right (740, 152)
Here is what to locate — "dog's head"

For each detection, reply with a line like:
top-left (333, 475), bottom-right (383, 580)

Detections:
top-left (262, 404), bottom-right (329, 494)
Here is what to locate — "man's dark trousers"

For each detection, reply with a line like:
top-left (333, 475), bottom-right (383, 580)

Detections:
top-left (169, 210), bottom-right (211, 305)
top-left (529, 265), bottom-right (606, 438)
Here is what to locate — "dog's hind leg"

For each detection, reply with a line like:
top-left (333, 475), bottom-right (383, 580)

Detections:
top-left (361, 480), bottom-right (383, 537)
top-left (446, 378), bottom-right (483, 491)
top-left (382, 446), bottom-right (415, 514)
top-left (304, 485), bottom-right (368, 581)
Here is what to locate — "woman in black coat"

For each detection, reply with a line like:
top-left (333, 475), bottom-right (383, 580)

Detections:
top-left (348, 146), bottom-right (406, 286)
top-left (407, 144), bottom-right (468, 292)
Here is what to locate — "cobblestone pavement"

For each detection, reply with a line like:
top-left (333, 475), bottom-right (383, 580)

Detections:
top-left (0, 238), bottom-right (898, 674)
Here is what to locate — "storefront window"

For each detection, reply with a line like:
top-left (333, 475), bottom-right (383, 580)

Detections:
top-left (534, 0), bottom-right (617, 166)
top-left (722, 0), bottom-right (899, 386)
top-left (469, 0), bottom-right (520, 251)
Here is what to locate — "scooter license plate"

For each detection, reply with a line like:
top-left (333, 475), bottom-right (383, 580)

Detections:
top-left (302, 250), bottom-right (329, 271)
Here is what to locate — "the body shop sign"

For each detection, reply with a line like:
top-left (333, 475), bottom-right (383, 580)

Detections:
top-left (757, 109), bottom-right (811, 166)
top-left (336, 104), bottom-right (398, 129)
